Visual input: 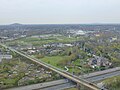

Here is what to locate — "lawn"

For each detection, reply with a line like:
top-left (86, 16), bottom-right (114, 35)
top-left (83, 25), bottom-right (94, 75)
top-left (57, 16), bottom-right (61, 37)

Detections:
top-left (68, 67), bottom-right (81, 74)
top-left (41, 56), bottom-right (65, 67)
top-left (72, 59), bottom-right (81, 66)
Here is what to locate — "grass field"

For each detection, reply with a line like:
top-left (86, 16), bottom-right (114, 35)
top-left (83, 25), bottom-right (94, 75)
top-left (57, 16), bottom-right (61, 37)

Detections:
top-left (6, 35), bottom-right (79, 46)
top-left (41, 56), bottom-right (64, 67)
top-left (40, 56), bottom-right (81, 74)
top-left (22, 36), bottom-right (77, 46)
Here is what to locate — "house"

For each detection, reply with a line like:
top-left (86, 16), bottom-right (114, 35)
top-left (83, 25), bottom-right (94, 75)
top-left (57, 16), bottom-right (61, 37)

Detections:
top-left (0, 55), bottom-right (12, 59)
top-left (43, 44), bottom-right (51, 48)
top-left (57, 43), bottom-right (64, 47)
top-left (109, 37), bottom-right (117, 42)
top-left (88, 56), bottom-right (112, 68)
top-left (0, 55), bottom-right (13, 62)
top-left (27, 50), bottom-right (36, 54)
top-left (50, 50), bottom-right (62, 55)
top-left (64, 44), bottom-right (73, 47)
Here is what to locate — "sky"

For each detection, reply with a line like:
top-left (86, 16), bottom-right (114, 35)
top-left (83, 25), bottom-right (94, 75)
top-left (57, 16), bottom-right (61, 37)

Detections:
top-left (0, 0), bottom-right (120, 24)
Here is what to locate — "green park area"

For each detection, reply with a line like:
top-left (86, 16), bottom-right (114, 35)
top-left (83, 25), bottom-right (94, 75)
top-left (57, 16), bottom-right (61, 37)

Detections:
top-left (6, 35), bottom-right (78, 46)
top-left (41, 56), bottom-right (64, 67)
top-left (36, 55), bottom-right (91, 75)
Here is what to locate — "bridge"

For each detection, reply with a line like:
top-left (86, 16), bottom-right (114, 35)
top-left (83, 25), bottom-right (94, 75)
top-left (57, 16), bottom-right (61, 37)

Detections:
top-left (0, 43), bottom-right (101, 90)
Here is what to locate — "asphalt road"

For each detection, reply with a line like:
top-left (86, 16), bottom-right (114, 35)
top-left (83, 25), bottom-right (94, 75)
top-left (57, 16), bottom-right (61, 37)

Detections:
top-left (81, 67), bottom-right (120, 79)
top-left (85, 70), bottom-right (120, 82)
top-left (39, 83), bottom-right (76, 90)
top-left (6, 79), bottom-right (75, 90)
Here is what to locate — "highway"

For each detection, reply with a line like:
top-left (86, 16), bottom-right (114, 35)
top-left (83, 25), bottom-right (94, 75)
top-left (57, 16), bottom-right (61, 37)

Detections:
top-left (85, 70), bottom-right (120, 82)
top-left (80, 67), bottom-right (120, 83)
top-left (6, 79), bottom-right (75, 90)
top-left (81, 67), bottom-right (120, 79)
top-left (39, 83), bottom-right (75, 90)
top-left (0, 43), bottom-right (100, 90)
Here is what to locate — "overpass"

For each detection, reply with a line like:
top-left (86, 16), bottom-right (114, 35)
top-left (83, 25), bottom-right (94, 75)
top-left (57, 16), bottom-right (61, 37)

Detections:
top-left (0, 43), bottom-right (101, 90)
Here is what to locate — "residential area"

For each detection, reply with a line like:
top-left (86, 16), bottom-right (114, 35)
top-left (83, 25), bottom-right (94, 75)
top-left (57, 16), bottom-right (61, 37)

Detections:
top-left (1, 24), bottom-right (120, 90)
top-left (0, 45), bottom-right (60, 89)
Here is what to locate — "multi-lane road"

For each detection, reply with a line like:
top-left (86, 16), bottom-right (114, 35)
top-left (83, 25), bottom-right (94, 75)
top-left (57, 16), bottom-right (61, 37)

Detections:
top-left (0, 43), bottom-right (100, 90)
top-left (6, 79), bottom-right (76, 90)
top-left (81, 67), bottom-right (120, 79)
top-left (84, 71), bottom-right (120, 82)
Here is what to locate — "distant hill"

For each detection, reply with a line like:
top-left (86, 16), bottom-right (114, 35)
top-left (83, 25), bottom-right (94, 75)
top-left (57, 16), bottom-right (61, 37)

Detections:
top-left (10, 23), bottom-right (23, 26)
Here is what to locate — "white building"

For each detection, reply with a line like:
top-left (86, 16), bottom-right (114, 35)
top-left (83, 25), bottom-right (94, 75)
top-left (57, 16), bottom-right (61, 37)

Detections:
top-left (75, 30), bottom-right (86, 35)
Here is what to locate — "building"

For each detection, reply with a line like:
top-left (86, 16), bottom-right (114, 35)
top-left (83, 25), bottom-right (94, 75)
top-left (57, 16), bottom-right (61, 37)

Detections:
top-left (0, 55), bottom-right (12, 62)
top-left (88, 56), bottom-right (112, 68)
top-left (75, 30), bottom-right (86, 35)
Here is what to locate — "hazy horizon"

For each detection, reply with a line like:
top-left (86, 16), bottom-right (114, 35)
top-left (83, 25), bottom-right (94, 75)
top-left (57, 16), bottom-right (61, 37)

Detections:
top-left (0, 0), bottom-right (120, 24)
